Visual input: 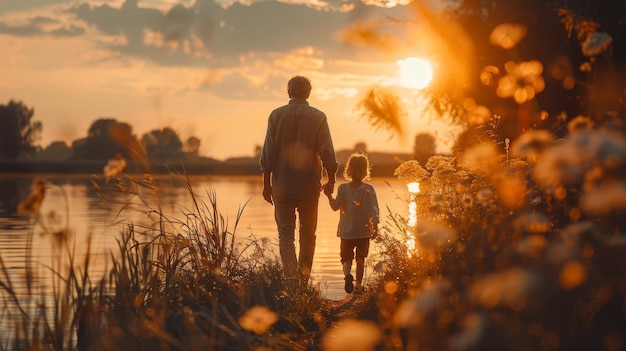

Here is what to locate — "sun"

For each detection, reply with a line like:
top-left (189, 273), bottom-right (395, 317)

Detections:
top-left (397, 57), bottom-right (433, 90)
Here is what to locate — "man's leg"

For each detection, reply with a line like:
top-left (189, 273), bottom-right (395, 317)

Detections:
top-left (296, 196), bottom-right (319, 279)
top-left (274, 199), bottom-right (297, 276)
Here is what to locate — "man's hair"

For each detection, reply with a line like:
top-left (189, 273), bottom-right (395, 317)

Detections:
top-left (287, 76), bottom-right (312, 99)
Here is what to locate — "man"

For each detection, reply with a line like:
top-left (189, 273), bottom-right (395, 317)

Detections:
top-left (260, 75), bottom-right (338, 280)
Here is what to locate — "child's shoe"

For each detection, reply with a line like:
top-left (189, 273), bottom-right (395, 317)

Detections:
top-left (344, 274), bottom-right (354, 293)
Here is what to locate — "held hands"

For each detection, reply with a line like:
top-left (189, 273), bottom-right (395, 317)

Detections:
top-left (322, 182), bottom-right (334, 197)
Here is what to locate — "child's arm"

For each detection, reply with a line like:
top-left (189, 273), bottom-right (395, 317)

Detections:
top-left (327, 186), bottom-right (341, 211)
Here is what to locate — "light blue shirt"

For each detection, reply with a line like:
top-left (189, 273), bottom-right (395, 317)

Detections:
top-left (328, 182), bottom-right (380, 239)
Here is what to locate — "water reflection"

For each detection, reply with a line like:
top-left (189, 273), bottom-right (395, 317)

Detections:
top-left (0, 174), bottom-right (407, 300)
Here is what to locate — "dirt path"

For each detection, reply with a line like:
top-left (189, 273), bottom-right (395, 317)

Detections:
top-left (321, 292), bottom-right (371, 323)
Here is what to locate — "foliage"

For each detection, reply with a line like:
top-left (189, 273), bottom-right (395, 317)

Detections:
top-left (141, 127), bottom-right (185, 162)
top-left (367, 117), bottom-right (626, 351)
top-left (71, 118), bottom-right (145, 161)
top-left (356, 85), bottom-right (407, 138)
top-left (0, 100), bottom-right (42, 159)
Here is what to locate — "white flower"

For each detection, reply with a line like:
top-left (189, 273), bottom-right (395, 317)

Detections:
top-left (238, 306), bottom-right (279, 335)
top-left (580, 181), bottom-right (626, 216)
top-left (394, 279), bottom-right (452, 327)
top-left (415, 220), bottom-right (456, 249)
top-left (394, 160), bottom-right (429, 184)
top-left (532, 129), bottom-right (626, 188)
top-left (469, 268), bottom-right (539, 309)
top-left (511, 130), bottom-right (555, 163)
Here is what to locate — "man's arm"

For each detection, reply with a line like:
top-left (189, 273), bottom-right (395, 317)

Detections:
top-left (260, 114), bottom-right (275, 205)
top-left (262, 171), bottom-right (273, 205)
top-left (318, 115), bottom-right (337, 195)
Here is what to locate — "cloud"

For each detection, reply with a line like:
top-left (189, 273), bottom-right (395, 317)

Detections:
top-left (0, 0), bottom-right (70, 14)
top-left (199, 70), bottom-right (288, 100)
top-left (0, 12), bottom-right (85, 37)
top-left (0, 0), bottom-right (413, 103)
top-left (2, 0), bottom-right (411, 67)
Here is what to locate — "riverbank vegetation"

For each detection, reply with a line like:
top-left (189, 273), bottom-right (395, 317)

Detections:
top-left (2, 114), bottom-right (625, 350)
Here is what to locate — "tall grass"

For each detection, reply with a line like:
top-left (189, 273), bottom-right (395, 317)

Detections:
top-left (0, 174), bottom-right (329, 350)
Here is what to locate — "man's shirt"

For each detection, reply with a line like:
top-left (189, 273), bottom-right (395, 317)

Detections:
top-left (260, 99), bottom-right (338, 199)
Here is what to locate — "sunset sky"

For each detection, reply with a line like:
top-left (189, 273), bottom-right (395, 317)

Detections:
top-left (0, 0), bottom-right (458, 160)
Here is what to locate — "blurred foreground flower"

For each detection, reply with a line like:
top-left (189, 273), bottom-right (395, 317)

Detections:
top-left (469, 268), bottom-right (539, 310)
top-left (497, 60), bottom-right (545, 104)
top-left (449, 313), bottom-right (488, 351)
top-left (511, 129), bottom-right (555, 164)
top-left (581, 32), bottom-right (613, 57)
top-left (489, 22), bottom-right (527, 49)
top-left (533, 129), bottom-right (626, 188)
top-left (104, 153), bottom-right (127, 178)
top-left (394, 279), bottom-right (452, 327)
top-left (415, 219), bottom-right (456, 249)
top-left (457, 142), bottom-right (501, 175)
top-left (18, 178), bottom-right (46, 215)
top-left (238, 305), bottom-right (279, 335)
top-left (579, 180), bottom-right (626, 216)
top-left (322, 318), bottom-right (381, 351)
top-left (567, 115), bottom-right (594, 132)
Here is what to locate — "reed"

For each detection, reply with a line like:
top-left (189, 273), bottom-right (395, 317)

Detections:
top-left (1, 174), bottom-right (331, 350)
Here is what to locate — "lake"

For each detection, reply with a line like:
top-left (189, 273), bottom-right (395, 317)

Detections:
top-left (0, 174), bottom-right (410, 301)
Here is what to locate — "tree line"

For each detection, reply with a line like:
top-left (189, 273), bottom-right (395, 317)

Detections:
top-left (0, 100), bottom-right (206, 163)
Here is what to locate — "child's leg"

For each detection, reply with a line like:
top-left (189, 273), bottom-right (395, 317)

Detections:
top-left (342, 261), bottom-right (352, 276)
top-left (340, 239), bottom-right (353, 276)
top-left (340, 239), bottom-right (356, 293)
top-left (355, 239), bottom-right (370, 285)
top-left (355, 257), bottom-right (365, 284)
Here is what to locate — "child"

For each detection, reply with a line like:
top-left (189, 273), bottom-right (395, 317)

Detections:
top-left (326, 153), bottom-right (379, 293)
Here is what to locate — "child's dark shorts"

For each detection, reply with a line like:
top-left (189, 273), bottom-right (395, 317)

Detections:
top-left (340, 237), bottom-right (370, 263)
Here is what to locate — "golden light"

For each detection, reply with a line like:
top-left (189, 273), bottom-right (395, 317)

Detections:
top-left (407, 181), bottom-right (421, 194)
top-left (406, 181), bottom-right (420, 255)
top-left (397, 57), bottom-right (433, 90)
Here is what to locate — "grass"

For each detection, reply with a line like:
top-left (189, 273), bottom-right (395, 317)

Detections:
top-left (1, 118), bottom-right (626, 350)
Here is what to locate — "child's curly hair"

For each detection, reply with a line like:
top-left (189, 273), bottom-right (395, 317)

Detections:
top-left (343, 153), bottom-right (372, 182)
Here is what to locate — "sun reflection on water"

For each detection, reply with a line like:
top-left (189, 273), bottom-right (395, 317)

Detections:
top-left (406, 181), bottom-right (420, 255)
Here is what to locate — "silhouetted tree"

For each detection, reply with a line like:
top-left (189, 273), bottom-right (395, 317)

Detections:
top-left (71, 118), bottom-right (145, 161)
top-left (0, 100), bottom-right (42, 159)
top-left (353, 141), bottom-right (368, 153)
top-left (36, 141), bottom-right (72, 161)
top-left (413, 132), bottom-right (436, 163)
top-left (253, 144), bottom-right (262, 159)
top-left (184, 136), bottom-right (201, 158)
top-left (141, 127), bottom-right (184, 161)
